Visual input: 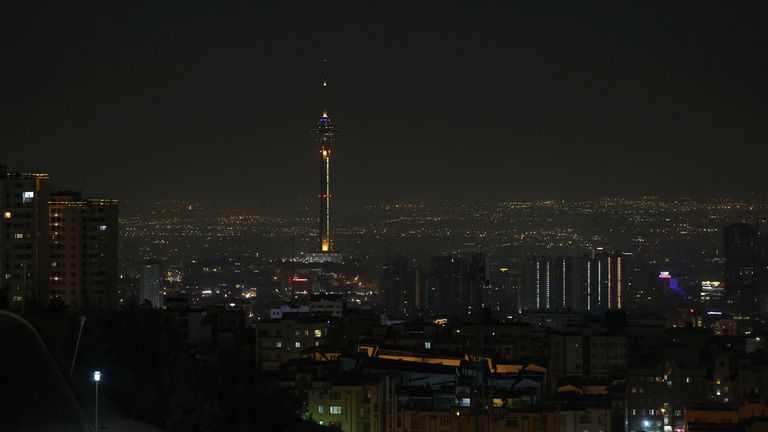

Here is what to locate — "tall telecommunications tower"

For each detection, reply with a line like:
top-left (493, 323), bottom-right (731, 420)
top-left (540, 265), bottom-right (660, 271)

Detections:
top-left (312, 59), bottom-right (337, 253)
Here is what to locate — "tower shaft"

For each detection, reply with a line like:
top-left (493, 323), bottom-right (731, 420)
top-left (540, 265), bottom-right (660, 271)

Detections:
top-left (319, 146), bottom-right (331, 252)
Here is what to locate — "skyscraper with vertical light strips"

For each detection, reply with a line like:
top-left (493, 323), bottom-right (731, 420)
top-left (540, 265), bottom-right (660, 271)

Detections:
top-left (312, 60), bottom-right (336, 253)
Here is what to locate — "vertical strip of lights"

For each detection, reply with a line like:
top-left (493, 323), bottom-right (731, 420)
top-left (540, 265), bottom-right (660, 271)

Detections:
top-left (545, 261), bottom-right (550, 310)
top-left (597, 260), bottom-right (602, 309)
top-left (535, 260), bottom-right (540, 309)
top-left (325, 150), bottom-right (330, 250)
top-left (562, 259), bottom-right (566, 309)
top-left (586, 260), bottom-right (591, 311)
top-left (617, 256), bottom-right (622, 309)
top-left (607, 256), bottom-right (612, 309)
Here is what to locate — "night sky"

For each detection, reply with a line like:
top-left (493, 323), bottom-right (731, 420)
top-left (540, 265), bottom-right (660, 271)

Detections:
top-left (2, 1), bottom-right (767, 204)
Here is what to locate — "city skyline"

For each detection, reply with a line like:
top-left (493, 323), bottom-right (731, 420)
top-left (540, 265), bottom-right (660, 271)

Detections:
top-left (3, 3), bottom-right (768, 431)
top-left (2, 2), bottom-right (767, 203)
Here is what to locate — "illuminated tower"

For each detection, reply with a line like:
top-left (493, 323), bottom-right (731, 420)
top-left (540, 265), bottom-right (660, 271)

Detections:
top-left (312, 61), bottom-right (337, 253)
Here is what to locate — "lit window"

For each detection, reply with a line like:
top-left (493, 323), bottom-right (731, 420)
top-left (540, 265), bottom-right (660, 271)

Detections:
top-left (99, 225), bottom-right (107, 231)
top-left (318, 405), bottom-right (324, 414)
top-left (424, 341), bottom-right (432, 349)
top-left (314, 329), bottom-right (323, 337)
top-left (22, 191), bottom-right (34, 203)
top-left (3, 211), bottom-right (10, 219)
top-left (330, 406), bottom-right (342, 415)
top-left (294, 341), bottom-right (301, 348)
top-left (275, 341), bottom-right (282, 348)
top-left (14, 233), bottom-right (24, 239)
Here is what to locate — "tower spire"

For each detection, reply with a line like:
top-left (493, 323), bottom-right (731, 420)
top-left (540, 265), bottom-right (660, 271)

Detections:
top-left (322, 58), bottom-right (329, 118)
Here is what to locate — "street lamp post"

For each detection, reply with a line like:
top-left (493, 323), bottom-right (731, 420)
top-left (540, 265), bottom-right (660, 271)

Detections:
top-left (70, 316), bottom-right (86, 376)
top-left (93, 371), bottom-right (101, 431)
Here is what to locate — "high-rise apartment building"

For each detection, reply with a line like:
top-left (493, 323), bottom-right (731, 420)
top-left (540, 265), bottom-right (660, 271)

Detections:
top-left (380, 255), bottom-right (422, 319)
top-left (723, 223), bottom-right (758, 311)
top-left (525, 256), bottom-right (576, 311)
top-left (485, 256), bottom-right (525, 317)
top-left (425, 252), bottom-right (484, 318)
top-left (0, 165), bottom-right (50, 310)
top-left (140, 258), bottom-right (163, 307)
top-left (49, 191), bottom-right (118, 309)
top-left (526, 256), bottom-right (552, 311)
top-left (525, 252), bottom-right (629, 312)
top-left (758, 217), bottom-right (768, 312)
top-left (583, 250), bottom-right (629, 311)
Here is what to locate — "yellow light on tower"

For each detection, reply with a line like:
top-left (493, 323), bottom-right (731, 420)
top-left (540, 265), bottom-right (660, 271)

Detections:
top-left (321, 240), bottom-right (330, 252)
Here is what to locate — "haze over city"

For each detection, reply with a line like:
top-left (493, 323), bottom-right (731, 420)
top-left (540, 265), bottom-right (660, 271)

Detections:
top-left (3, 2), bottom-right (767, 202)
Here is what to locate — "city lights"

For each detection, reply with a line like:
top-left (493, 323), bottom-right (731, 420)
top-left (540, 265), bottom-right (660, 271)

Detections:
top-left (2, 3), bottom-right (766, 430)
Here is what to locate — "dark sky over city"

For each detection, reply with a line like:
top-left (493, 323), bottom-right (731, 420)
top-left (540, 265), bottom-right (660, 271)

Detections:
top-left (1, 1), bottom-right (767, 204)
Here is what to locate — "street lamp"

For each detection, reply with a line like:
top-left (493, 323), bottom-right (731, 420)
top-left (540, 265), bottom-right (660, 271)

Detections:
top-left (70, 316), bottom-right (86, 376)
top-left (93, 371), bottom-right (101, 431)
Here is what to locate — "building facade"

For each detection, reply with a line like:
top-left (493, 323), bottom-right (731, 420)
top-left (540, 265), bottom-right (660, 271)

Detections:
top-left (139, 258), bottom-right (163, 307)
top-left (0, 166), bottom-right (50, 310)
top-left (49, 191), bottom-right (119, 309)
top-left (381, 255), bottom-right (422, 319)
top-left (254, 315), bottom-right (331, 369)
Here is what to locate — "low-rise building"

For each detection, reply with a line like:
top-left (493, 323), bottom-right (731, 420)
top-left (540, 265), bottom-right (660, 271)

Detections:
top-left (255, 314), bottom-right (332, 369)
top-left (306, 374), bottom-right (386, 432)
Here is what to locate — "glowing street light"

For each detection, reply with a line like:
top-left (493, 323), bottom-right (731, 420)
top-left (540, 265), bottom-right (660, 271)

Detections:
top-left (93, 371), bottom-right (101, 431)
